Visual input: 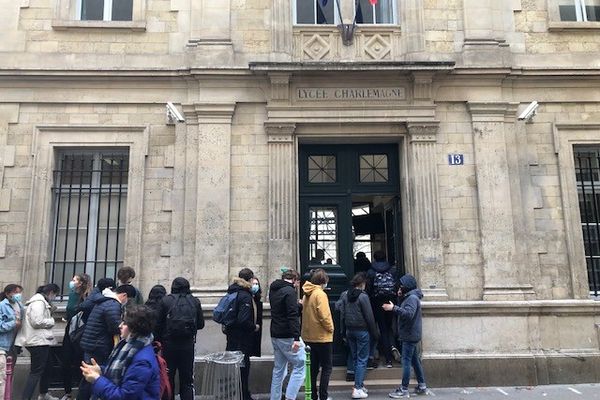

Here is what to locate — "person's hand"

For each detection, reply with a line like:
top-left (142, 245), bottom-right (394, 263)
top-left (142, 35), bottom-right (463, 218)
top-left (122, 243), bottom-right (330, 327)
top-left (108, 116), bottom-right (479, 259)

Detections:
top-left (255, 324), bottom-right (260, 332)
top-left (382, 301), bottom-right (394, 311)
top-left (81, 358), bottom-right (101, 383)
top-left (298, 298), bottom-right (303, 306)
top-left (292, 341), bottom-right (301, 352)
top-left (15, 319), bottom-right (21, 329)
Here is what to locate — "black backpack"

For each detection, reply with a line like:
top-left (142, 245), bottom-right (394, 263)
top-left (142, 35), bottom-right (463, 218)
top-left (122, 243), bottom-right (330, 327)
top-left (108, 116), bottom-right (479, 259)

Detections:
top-left (166, 294), bottom-right (198, 338)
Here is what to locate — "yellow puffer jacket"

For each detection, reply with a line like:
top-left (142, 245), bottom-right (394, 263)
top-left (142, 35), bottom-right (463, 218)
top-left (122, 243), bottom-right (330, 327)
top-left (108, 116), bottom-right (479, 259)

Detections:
top-left (301, 281), bottom-right (334, 343)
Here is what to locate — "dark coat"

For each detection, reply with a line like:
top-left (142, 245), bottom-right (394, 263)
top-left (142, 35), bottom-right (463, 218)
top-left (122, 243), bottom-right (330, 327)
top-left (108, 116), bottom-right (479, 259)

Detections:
top-left (92, 343), bottom-right (160, 400)
top-left (366, 261), bottom-right (399, 304)
top-left (225, 278), bottom-right (256, 355)
top-left (76, 287), bottom-right (104, 322)
top-left (248, 292), bottom-right (263, 357)
top-left (338, 289), bottom-right (379, 340)
top-left (158, 277), bottom-right (204, 344)
top-left (392, 274), bottom-right (423, 343)
top-left (80, 292), bottom-right (122, 356)
top-left (268, 279), bottom-right (301, 340)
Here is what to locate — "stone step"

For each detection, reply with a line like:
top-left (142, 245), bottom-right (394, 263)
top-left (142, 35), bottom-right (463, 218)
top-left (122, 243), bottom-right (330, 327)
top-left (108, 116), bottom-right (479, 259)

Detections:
top-left (329, 364), bottom-right (404, 381)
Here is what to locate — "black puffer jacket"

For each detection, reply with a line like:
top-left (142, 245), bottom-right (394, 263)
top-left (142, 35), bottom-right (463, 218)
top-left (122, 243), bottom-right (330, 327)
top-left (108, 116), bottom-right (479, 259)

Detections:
top-left (225, 278), bottom-right (256, 354)
top-left (338, 289), bottom-right (378, 339)
top-left (159, 277), bottom-right (204, 343)
top-left (79, 291), bottom-right (122, 356)
top-left (269, 280), bottom-right (300, 340)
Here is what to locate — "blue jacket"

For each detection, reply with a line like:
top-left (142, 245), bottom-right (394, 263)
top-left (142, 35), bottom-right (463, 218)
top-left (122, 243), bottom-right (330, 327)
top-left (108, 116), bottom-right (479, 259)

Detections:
top-left (0, 299), bottom-right (17, 352)
top-left (80, 292), bottom-right (122, 356)
top-left (392, 274), bottom-right (423, 343)
top-left (92, 344), bottom-right (160, 400)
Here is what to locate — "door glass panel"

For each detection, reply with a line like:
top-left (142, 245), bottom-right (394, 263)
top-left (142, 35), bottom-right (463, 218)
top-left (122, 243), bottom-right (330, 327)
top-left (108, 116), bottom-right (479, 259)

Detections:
top-left (360, 154), bottom-right (388, 182)
top-left (309, 207), bottom-right (338, 264)
top-left (308, 155), bottom-right (336, 183)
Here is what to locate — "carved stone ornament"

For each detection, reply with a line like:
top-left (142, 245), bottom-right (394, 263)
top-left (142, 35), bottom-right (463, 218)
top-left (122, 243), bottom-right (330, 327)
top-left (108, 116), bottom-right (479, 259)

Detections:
top-left (363, 34), bottom-right (392, 60)
top-left (269, 73), bottom-right (291, 101)
top-left (407, 123), bottom-right (438, 142)
top-left (265, 122), bottom-right (296, 142)
top-left (303, 34), bottom-right (331, 60)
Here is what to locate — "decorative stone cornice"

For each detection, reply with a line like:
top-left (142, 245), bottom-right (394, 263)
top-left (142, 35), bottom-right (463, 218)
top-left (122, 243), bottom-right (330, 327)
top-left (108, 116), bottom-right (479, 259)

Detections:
top-left (265, 122), bottom-right (296, 142)
top-left (269, 73), bottom-right (291, 101)
top-left (407, 122), bottom-right (439, 142)
top-left (411, 71), bottom-right (434, 101)
top-left (182, 103), bottom-right (236, 125)
top-left (467, 101), bottom-right (519, 123)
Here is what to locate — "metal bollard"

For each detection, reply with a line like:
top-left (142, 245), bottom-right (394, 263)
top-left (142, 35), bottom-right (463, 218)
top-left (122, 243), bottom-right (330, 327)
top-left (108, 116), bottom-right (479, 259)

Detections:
top-left (304, 346), bottom-right (312, 400)
top-left (4, 356), bottom-right (13, 400)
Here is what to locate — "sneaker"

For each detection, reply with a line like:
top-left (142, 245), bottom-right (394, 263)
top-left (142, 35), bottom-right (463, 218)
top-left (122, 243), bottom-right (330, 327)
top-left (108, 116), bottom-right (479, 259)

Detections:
top-left (386, 362), bottom-right (393, 368)
top-left (391, 347), bottom-right (401, 362)
top-left (346, 372), bottom-right (355, 382)
top-left (38, 394), bottom-right (59, 400)
top-left (388, 387), bottom-right (410, 398)
top-left (352, 388), bottom-right (369, 399)
top-left (414, 385), bottom-right (427, 395)
top-left (363, 386), bottom-right (369, 393)
top-left (59, 395), bottom-right (72, 400)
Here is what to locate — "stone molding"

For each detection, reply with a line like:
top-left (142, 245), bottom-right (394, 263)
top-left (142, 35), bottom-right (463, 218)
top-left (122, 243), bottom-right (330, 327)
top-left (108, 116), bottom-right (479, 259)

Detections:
top-left (265, 122), bottom-right (296, 142)
top-left (268, 73), bottom-right (291, 101)
top-left (182, 103), bottom-right (236, 125)
top-left (553, 121), bottom-right (600, 299)
top-left (25, 124), bottom-right (149, 294)
top-left (411, 72), bottom-right (434, 101)
top-left (467, 102), bottom-right (518, 122)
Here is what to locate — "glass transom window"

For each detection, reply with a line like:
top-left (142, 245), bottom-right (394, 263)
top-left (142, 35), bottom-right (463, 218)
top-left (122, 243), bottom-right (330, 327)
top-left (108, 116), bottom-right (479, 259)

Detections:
top-left (308, 155), bottom-right (337, 183)
top-left (360, 154), bottom-right (389, 183)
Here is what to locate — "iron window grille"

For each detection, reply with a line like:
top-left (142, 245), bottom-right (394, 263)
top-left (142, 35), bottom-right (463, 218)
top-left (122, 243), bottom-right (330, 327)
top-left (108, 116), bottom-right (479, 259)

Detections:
top-left (574, 146), bottom-right (600, 296)
top-left (47, 150), bottom-right (129, 297)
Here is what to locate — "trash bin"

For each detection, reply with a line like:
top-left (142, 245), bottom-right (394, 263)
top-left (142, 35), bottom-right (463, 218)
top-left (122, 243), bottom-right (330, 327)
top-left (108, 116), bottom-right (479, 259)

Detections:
top-left (197, 351), bottom-right (244, 400)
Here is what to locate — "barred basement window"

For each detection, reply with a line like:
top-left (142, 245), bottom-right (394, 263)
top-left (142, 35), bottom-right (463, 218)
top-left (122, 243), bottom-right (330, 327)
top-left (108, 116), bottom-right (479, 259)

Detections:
top-left (47, 150), bottom-right (128, 296)
top-left (574, 146), bottom-right (600, 296)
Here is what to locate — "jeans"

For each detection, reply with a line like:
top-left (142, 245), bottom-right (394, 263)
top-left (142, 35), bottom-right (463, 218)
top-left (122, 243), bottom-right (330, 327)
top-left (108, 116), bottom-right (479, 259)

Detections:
top-left (22, 346), bottom-right (52, 400)
top-left (305, 342), bottom-right (332, 400)
top-left (347, 330), bottom-right (370, 389)
top-left (270, 338), bottom-right (305, 400)
top-left (164, 340), bottom-right (195, 400)
top-left (0, 352), bottom-right (5, 400)
top-left (401, 341), bottom-right (425, 389)
top-left (77, 350), bottom-right (110, 400)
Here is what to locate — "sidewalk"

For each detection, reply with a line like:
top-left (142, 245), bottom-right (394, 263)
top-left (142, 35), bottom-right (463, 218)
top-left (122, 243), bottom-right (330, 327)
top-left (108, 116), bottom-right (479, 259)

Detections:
top-left (251, 383), bottom-right (600, 399)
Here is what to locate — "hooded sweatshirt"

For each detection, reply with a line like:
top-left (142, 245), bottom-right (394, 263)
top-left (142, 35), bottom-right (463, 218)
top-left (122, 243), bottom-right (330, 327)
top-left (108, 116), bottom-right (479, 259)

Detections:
top-left (14, 293), bottom-right (56, 347)
top-left (338, 288), bottom-right (378, 340)
top-left (159, 277), bottom-right (204, 343)
top-left (301, 281), bottom-right (334, 343)
top-left (392, 274), bottom-right (424, 342)
top-left (268, 279), bottom-right (301, 340)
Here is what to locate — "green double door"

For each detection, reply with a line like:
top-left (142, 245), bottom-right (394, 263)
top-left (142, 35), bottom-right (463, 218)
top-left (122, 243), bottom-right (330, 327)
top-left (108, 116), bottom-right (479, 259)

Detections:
top-left (298, 143), bottom-right (404, 364)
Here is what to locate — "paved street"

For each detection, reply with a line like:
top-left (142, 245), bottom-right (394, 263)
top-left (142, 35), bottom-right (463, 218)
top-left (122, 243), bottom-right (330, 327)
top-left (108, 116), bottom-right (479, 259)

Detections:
top-left (252, 384), bottom-right (600, 399)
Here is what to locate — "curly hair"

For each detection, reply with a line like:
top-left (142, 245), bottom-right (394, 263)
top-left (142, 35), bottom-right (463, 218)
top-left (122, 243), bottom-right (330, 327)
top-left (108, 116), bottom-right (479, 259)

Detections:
top-left (124, 305), bottom-right (155, 337)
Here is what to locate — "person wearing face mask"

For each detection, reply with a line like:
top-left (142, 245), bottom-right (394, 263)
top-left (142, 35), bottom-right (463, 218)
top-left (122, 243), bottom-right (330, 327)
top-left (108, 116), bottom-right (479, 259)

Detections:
top-left (248, 277), bottom-right (263, 360)
top-left (223, 268), bottom-right (257, 400)
top-left (15, 283), bottom-right (61, 400)
top-left (80, 305), bottom-right (159, 400)
top-left (0, 284), bottom-right (23, 399)
top-left (61, 274), bottom-right (91, 400)
top-left (302, 268), bottom-right (334, 400)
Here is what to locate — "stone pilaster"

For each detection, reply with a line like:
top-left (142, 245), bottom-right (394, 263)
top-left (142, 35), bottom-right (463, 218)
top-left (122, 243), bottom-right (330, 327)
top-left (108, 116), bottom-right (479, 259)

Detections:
top-left (467, 102), bottom-right (535, 300)
top-left (400, 0), bottom-right (425, 59)
top-left (176, 103), bottom-right (236, 290)
top-left (407, 123), bottom-right (448, 300)
top-left (265, 122), bottom-right (297, 285)
top-left (271, 0), bottom-right (293, 61)
top-left (187, 0), bottom-right (234, 66)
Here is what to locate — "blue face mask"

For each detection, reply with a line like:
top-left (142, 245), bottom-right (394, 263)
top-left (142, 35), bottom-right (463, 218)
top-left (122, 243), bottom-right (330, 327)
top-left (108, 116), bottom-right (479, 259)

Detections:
top-left (251, 284), bottom-right (260, 295)
top-left (12, 293), bottom-right (22, 303)
top-left (69, 281), bottom-right (76, 291)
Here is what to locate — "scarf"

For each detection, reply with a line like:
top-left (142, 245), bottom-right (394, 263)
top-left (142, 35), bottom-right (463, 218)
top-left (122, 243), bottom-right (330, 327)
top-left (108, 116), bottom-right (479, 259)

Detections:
top-left (104, 333), bottom-right (154, 387)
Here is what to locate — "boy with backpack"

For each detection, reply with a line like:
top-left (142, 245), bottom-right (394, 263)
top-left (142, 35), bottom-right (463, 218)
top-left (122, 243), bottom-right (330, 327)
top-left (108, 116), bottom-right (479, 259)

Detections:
top-left (158, 277), bottom-right (204, 400)
top-left (383, 274), bottom-right (427, 398)
top-left (367, 250), bottom-right (399, 368)
top-left (216, 268), bottom-right (257, 400)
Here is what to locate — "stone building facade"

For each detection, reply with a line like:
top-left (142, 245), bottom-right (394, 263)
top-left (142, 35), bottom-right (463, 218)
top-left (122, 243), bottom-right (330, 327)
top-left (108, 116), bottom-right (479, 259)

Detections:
top-left (1, 0), bottom-right (600, 386)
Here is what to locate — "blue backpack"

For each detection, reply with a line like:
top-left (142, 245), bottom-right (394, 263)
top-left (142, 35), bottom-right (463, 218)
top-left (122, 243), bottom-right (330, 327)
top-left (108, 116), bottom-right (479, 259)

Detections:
top-left (213, 292), bottom-right (238, 327)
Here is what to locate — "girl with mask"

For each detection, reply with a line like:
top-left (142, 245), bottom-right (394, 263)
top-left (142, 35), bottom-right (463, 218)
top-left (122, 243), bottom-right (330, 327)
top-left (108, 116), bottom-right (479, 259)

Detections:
top-left (61, 274), bottom-right (91, 400)
top-left (15, 283), bottom-right (61, 400)
top-left (0, 284), bottom-right (23, 399)
top-left (249, 277), bottom-right (263, 360)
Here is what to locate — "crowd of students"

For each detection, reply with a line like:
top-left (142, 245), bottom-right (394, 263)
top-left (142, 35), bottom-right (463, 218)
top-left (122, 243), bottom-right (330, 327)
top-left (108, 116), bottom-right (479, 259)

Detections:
top-left (0, 253), bottom-right (427, 400)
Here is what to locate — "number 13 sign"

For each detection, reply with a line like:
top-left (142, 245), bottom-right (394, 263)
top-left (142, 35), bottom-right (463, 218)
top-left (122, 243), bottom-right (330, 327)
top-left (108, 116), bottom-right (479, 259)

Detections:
top-left (448, 154), bottom-right (464, 165)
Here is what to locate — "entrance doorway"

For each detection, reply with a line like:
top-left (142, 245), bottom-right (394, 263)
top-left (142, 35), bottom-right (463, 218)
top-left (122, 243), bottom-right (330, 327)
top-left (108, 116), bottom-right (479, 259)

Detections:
top-left (298, 143), bottom-right (404, 364)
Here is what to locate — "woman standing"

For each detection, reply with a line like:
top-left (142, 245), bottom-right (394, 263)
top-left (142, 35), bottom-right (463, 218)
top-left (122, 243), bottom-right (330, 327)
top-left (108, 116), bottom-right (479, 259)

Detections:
top-left (80, 305), bottom-right (160, 400)
top-left (61, 274), bottom-right (91, 400)
top-left (301, 268), bottom-right (334, 400)
top-left (249, 277), bottom-right (263, 359)
top-left (0, 284), bottom-right (23, 399)
top-left (15, 283), bottom-right (61, 400)
top-left (144, 285), bottom-right (166, 343)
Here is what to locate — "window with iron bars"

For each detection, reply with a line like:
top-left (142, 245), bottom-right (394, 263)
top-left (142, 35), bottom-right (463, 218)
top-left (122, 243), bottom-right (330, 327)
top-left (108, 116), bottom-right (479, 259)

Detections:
top-left (574, 146), bottom-right (600, 296)
top-left (47, 150), bottom-right (129, 297)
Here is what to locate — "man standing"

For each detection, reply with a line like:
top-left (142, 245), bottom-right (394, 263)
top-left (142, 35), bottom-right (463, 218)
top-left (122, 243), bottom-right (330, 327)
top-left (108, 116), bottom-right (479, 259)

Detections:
top-left (159, 277), bottom-right (204, 400)
top-left (117, 267), bottom-right (144, 305)
top-left (224, 268), bottom-right (257, 400)
top-left (77, 284), bottom-right (134, 400)
top-left (269, 269), bottom-right (305, 400)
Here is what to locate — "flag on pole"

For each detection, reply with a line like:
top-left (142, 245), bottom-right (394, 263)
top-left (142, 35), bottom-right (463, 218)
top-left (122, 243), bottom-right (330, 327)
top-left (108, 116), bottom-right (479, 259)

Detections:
top-left (368, 0), bottom-right (377, 5)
